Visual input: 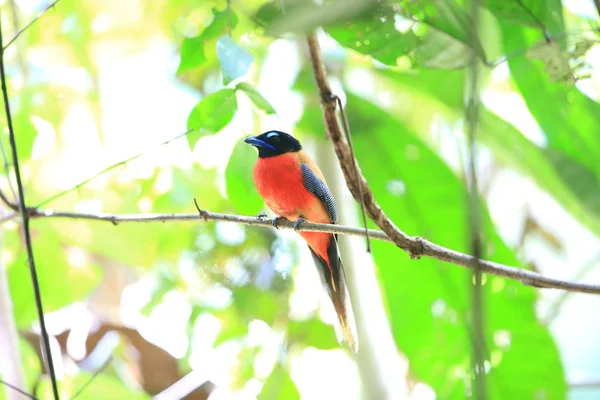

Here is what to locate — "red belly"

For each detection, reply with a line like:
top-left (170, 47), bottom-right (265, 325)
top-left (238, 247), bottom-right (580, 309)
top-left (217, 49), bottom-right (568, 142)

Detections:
top-left (253, 153), bottom-right (333, 262)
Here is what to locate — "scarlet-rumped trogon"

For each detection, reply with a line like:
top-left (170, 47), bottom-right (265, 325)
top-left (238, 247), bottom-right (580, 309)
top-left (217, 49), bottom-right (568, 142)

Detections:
top-left (245, 130), bottom-right (358, 352)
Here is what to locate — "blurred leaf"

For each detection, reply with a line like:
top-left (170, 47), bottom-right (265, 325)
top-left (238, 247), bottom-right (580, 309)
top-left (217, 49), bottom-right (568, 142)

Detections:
top-left (8, 227), bottom-right (102, 328)
top-left (526, 41), bottom-right (573, 83)
top-left (233, 285), bottom-right (277, 324)
top-left (177, 8), bottom-right (238, 74)
top-left (346, 93), bottom-right (565, 398)
top-left (236, 82), bottom-right (277, 114)
top-left (259, 364), bottom-right (299, 400)
top-left (544, 149), bottom-right (600, 216)
top-left (187, 89), bottom-right (238, 148)
top-left (265, 0), bottom-right (377, 37)
top-left (38, 371), bottom-right (149, 400)
top-left (381, 67), bottom-right (600, 238)
top-left (20, 338), bottom-right (41, 391)
top-left (498, 6), bottom-right (600, 183)
top-left (479, 110), bottom-right (600, 238)
top-left (13, 114), bottom-right (38, 161)
top-left (214, 306), bottom-right (249, 346)
top-left (226, 140), bottom-right (264, 215)
top-left (217, 35), bottom-right (254, 84)
top-left (483, 0), bottom-right (555, 29)
top-left (287, 318), bottom-right (338, 349)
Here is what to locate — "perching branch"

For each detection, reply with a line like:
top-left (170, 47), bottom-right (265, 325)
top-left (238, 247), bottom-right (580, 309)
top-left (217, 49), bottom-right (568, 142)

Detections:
top-left (304, 34), bottom-right (600, 294)
top-left (0, 203), bottom-right (581, 294)
top-left (0, 14), bottom-right (60, 400)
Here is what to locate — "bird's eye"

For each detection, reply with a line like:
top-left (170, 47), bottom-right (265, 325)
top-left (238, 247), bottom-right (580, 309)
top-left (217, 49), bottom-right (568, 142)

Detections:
top-left (266, 131), bottom-right (279, 140)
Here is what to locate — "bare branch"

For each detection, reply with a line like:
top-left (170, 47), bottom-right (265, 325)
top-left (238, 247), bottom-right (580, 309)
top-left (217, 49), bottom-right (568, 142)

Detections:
top-left (3, 0), bottom-right (62, 50)
top-left (37, 129), bottom-right (193, 207)
top-left (0, 14), bottom-right (60, 400)
top-left (0, 204), bottom-right (581, 294)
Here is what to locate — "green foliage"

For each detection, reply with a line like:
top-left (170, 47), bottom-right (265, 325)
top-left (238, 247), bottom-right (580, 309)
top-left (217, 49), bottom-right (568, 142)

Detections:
top-left (187, 88), bottom-right (238, 148)
top-left (38, 372), bottom-right (150, 399)
top-left (287, 318), bottom-right (339, 349)
top-left (347, 93), bottom-right (565, 398)
top-left (177, 8), bottom-right (238, 74)
top-left (236, 82), bottom-right (277, 115)
top-left (7, 223), bottom-right (103, 328)
top-left (4, 0), bottom-right (598, 398)
top-left (226, 140), bottom-right (264, 215)
top-left (217, 35), bottom-right (254, 84)
top-left (327, 0), bottom-right (486, 68)
top-left (264, 0), bottom-right (376, 37)
top-left (259, 364), bottom-right (300, 400)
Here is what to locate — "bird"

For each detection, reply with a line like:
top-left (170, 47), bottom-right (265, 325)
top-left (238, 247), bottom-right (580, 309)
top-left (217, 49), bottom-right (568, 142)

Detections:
top-left (244, 130), bottom-right (358, 352)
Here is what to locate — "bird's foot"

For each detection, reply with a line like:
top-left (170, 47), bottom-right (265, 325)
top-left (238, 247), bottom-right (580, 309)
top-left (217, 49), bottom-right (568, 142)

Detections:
top-left (257, 212), bottom-right (268, 220)
top-left (293, 218), bottom-right (306, 231)
top-left (272, 216), bottom-right (287, 229)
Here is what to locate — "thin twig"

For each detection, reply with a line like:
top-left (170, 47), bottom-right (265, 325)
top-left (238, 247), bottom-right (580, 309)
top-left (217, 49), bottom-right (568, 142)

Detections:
top-left (333, 95), bottom-right (370, 252)
top-left (0, 15), bottom-right (60, 400)
top-left (37, 129), bottom-right (193, 207)
top-left (70, 359), bottom-right (111, 400)
top-left (466, 0), bottom-right (487, 397)
top-left (3, 0), bottom-right (62, 50)
top-left (0, 205), bottom-right (583, 294)
top-left (0, 379), bottom-right (38, 400)
top-left (0, 137), bottom-right (17, 202)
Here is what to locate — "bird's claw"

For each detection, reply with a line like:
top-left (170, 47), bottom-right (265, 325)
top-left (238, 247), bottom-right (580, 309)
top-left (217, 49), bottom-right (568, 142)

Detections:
top-left (272, 216), bottom-right (287, 229)
top-left (257, 212), bottom-right (268, 219)
top-left (293, 218), bottom-right (305, 231)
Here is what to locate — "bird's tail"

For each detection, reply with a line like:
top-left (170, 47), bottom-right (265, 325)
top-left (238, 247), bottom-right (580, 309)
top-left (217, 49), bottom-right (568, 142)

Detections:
top-left (308, 234), bottom-right (358, 353)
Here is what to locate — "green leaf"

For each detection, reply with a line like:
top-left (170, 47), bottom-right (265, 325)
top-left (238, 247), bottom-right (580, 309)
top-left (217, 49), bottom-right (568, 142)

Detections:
top-left (233, 286), bottom-right (277, 324)
top-left (38, 371), bottom-right (149, 400)
top-left (177, 8), bottom-right (238, 74)
top-left (7, 225), bottom-right (103, 328)
top-left (265, 0), bottom-right (376, 37)
top-left (379, 66), bottom-right (600, 239)
top-left (178, 35), bottom-right (207, 74)
top-left (499, 13), bottom-right (600, 187)
top-left (326, 5), bottom-right (418, 66)
top-left (20, 338), bottom-right (41, 391)
top-left (259, 364), bottom-right (299, 400)
top-left (217, 35), bottom-right (254, 84)
top-left (214, 307), bottom-right (249, 346)
top-left (326, 1), bottom-right (486, 68)
top-left (484, 0), bottom-right (558, 30)
top-left (225, 140), bottom-right (264, 215)
top-left (287, 318), bottom-right (338, 349)
top-left (544, 149), bottom-right (600, 217)
top-left (236, 82), bottom-right (277, 115)
top-left (187, 89), bottom-right (237, 149)
top-left (346, 93), bottom-right (565, 398)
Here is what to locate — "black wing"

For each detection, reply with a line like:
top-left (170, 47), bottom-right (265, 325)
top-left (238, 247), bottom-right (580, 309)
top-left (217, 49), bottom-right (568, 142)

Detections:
top-left (301, 163), bottom-right (338, 223)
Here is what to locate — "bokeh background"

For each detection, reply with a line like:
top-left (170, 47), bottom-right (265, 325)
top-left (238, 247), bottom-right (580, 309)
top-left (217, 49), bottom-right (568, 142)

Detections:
top-left (0, 0), bottom-right (599, 399)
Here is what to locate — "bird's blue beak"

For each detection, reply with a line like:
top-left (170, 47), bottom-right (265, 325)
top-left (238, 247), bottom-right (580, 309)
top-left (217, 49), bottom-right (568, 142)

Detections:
top-left (244, 136), bottom-right (276, 150)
